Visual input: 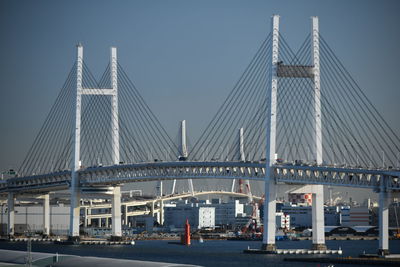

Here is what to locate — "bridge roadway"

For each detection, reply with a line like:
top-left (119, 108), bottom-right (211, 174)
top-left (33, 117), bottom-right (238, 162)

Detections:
top-left (1, 161), bottom-right (399, 194)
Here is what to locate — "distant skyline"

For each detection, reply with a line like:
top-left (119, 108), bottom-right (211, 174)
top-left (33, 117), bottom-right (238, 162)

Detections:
top-left (0, 0), bottom-right (399, 201)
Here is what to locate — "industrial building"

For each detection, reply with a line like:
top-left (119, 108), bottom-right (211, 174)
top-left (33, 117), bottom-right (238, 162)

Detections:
top-left (340, 206), bottom-right (370, 226)
top-left (280, 204), bottom-right (366, 228)
top-left (210, 199), bottom-right (245, 226)
top-left (0, 204), bottom-right (69, 235)
top-left (164, 202), bottom-right (215, 230)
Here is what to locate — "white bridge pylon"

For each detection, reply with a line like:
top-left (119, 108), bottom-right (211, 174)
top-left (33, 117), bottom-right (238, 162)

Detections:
top-left (70, 45), bottom-right (122, 239)
top-left (262, 15), bottom-right (325, 252)
top-left (171, 120), bottom-right (194, 195)
top-left (231, 127), bottom-right (253, 202)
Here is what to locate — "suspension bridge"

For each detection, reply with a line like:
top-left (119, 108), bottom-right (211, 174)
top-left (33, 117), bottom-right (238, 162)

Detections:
top-left (1, 15), bottom-right (399, 254)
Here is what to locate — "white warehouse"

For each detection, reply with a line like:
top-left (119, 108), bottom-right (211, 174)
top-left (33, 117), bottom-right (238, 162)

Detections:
top-left (0, 204), bottom-right (69, 235)
top-left (164, 202), bottom-right (215, 230)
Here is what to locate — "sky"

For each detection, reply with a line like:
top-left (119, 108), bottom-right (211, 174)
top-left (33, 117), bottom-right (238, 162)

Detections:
top-left (0, 0), bottom-right (399, 201)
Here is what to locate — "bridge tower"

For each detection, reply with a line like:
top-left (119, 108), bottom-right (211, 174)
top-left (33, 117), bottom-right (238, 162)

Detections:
top-left (262, 15), bottom-right (326, 251)
top-left (310, 16), bottom-right (326, 250)
top-left (231, 128), bottom-right (253, 201)
top-left (172, 120), bottom-right (194, 195)
top-left (69, 45), bottom-right (122, 240)
top-left (180, 120), bottom-right (189, 160)
top-left (262, 14), bottom-right (279, 252)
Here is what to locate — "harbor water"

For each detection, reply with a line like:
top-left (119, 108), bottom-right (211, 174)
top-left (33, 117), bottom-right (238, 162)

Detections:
top-left (0, 239), bottom-right (399, 266)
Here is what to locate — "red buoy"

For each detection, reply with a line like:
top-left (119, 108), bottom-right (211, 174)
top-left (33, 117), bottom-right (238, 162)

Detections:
top-left (183, 219), bottom-right (191, 246)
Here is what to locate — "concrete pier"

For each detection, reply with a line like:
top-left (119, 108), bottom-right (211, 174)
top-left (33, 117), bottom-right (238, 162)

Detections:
top-left (7, 192), bottom-right (14, 236)
top-left (43, 194), bottom-right (50, 236)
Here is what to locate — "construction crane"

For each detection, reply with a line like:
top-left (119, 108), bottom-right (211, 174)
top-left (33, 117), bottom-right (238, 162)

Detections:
top-left (241, 194), bottom-right (263, 237)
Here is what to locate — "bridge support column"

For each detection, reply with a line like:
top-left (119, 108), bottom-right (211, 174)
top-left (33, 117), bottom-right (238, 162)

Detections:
top-left (159, 200), bottom-right (164, 225)
top-left (87, 210), bottom-right (91, 227)
top-left (111, 186), bottom-right (122, 239)
top-left (378, 177), bottom-right (390, 255)
top-left (69, 188), bottom-right (81, 239)
top-left (290, 184), bottom-right (326, 250)
top-left (150, 201), bottom-right (155, 217)
top-left (123, 205), bottom-right (127, 226)
top-left (87, 201), bottom-right (92, 227)
top-left (43, 194), bottom-right (50, 236)
top-left (69, 189), bottom-right (81, 239)
top-left (262, 178), bottom-right (277, 251)
top-left (311, 185), bottom-right (326, 250)
top-left (156, 180), bottom-right (164, 225)
top-left (83, 207), bottom-right (89, 227)
top-left (7, 192), bottom-right (15, 237)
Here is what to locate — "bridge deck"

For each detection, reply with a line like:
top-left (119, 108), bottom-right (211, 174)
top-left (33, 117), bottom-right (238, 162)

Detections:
top-left (1, 161), bottom-right (399, 194)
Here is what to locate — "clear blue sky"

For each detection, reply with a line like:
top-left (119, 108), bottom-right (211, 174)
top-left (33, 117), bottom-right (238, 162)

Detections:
top-left (1, 0), bottom-right (399, 175)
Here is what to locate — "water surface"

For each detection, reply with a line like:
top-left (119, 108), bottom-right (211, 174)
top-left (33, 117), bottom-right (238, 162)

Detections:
top-left (0, 239), bottom-right (399, 267)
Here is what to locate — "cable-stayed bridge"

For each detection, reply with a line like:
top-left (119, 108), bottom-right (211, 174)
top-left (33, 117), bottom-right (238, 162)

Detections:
top-left (1, 15), bottom-right (399, 254)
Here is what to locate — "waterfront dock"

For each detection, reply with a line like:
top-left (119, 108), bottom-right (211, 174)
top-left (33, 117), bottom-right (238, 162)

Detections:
top-left (284, 255), bottom-right (400, 266)
top-left (244, 248), bottom-right (343, 255)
